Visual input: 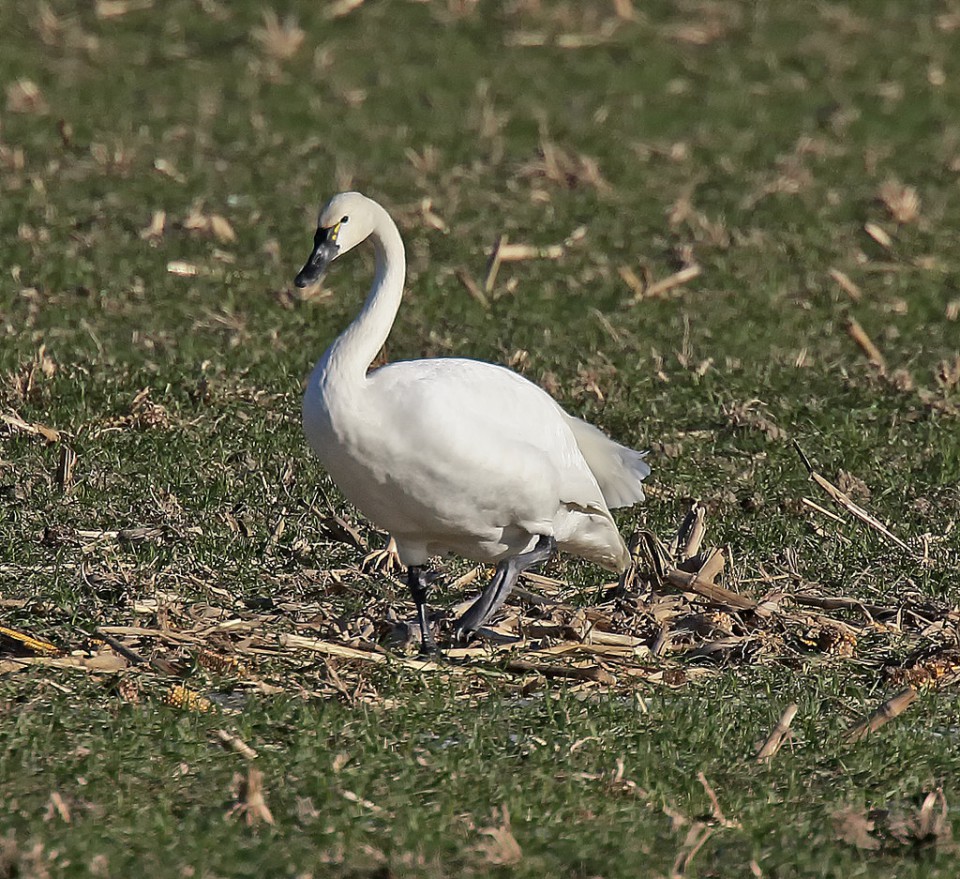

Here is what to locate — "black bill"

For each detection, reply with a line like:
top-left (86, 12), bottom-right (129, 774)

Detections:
top-left (294, 226), bottom-right (340, 288)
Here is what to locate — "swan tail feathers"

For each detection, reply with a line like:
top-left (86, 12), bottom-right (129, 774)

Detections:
top-left (566, 415), bottom-right (650, 510)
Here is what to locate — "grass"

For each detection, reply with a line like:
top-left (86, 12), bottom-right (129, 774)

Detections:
top-left (2, 0), bottom-right (960, 876)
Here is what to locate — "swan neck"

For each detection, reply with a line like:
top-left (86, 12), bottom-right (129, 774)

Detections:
top-left (327, 206), bottom-right (405, 384)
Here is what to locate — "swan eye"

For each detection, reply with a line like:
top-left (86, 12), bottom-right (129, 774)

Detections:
top-left (340, 215), bottom-right (349, 223)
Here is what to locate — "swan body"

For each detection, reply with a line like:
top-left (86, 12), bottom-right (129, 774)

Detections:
top-left (296, 192), bottom-right (650, 648)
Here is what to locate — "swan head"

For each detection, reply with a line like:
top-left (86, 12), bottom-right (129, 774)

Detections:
top-left (294, 191), bottom-right (376, 288)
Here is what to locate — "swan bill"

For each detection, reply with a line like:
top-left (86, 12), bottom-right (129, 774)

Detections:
top-left (295, 226), bottom-right (340, 288)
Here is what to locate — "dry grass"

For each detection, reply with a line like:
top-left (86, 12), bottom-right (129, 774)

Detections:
top-left (3, 480), bottom-right (956, 755)
top-left (2, 0), bottom-right (960, 875)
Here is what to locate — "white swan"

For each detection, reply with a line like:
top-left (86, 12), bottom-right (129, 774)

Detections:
top-left (296, 192), bottom-right (650, 651)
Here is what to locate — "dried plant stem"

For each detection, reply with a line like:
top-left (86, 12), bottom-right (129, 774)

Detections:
top-left (216, 729), bottom-right (258, 760)
top-left (56, 445), bottom-right (76, 489)
top-left (94, 629), bottom-right (148, 666)
top-left (697, 548), bottom-right (725, 583)
top-left (644, 264), bottom-right (701, 299)
top-left (697, 771), bottom-right (738, 827)
top-left (845, 317), bottom-right (886, 372)
top-left (456, 269), bottom-right (489, 309)
top-left (279, 634), bottom-right (387, 662)
top-left (845, 687), bottom-right (917, 743)
top-left (484, 234), bottom-right (507, 292)
top-left (794, 442), bottom-right (915, 555)
top-left (828, 268), bottom-right (862, 302)
top-left (755, 703), bottom-right (798, 762)
top-left (664, 567), bottom-right (757, 611)
top-left (670, 502), bottom-right (702, 559)
top-left (801, 497), bottom-right (846, 524)
top-left (503, 660), bottom-right (616, 684)
top-left (671, 822), bottom-right (714, 877)
top-left (681, 506), bottom-right (707, 560)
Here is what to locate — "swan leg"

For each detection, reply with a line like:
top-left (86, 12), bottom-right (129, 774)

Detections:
top-left (455, 535), bottom-right (556, 642)
top-left (407, 566), bottom-right (437, 654)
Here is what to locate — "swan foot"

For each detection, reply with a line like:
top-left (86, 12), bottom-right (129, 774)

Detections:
top-left (455, 535), bottom-right (556, 642)
top-left (362, 535), bottom-right (403, 574)
top-left (407, 565), bottom-right (437, 653)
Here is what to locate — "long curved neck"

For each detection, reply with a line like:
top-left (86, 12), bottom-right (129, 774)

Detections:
top-left (324, 204), bottom-right (405, 386)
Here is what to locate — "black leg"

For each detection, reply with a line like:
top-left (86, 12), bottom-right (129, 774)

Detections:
top-left (455, 563), bottom-right (511, 642)
top-left (455, 535), bottom-right (556, 642)
top-left (407, 566), bottom-right (437, 654)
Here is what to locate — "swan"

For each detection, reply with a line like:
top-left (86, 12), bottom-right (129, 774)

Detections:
top-left (295, 192), bottom-right (650, 651)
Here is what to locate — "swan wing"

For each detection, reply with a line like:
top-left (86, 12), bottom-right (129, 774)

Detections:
top-left (375, 359), bottom-right (650, 511)
top-left (369, 359), bottom-right (607, 517)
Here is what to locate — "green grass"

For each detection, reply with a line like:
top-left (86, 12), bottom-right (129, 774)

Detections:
top-left (2, 0), bottom-right (960, 876)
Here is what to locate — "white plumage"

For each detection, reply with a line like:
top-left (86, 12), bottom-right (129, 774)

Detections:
top-left (295, 192), bottom-right (649, 649)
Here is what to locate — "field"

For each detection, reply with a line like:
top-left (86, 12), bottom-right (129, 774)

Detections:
top-left (2, 1), bottom-right (960, 876)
